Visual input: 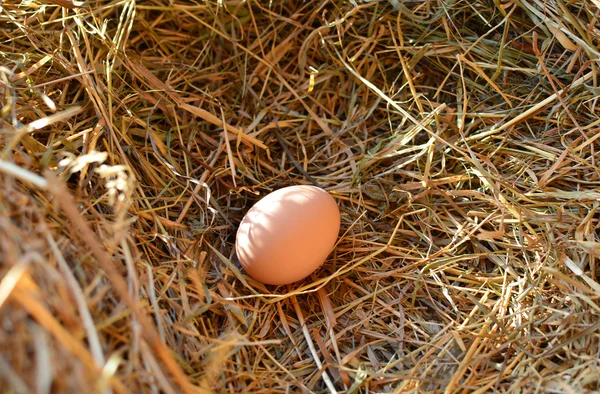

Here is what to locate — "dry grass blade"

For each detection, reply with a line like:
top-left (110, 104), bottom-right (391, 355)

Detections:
top-left (2, 0), bottom-right (600, 392)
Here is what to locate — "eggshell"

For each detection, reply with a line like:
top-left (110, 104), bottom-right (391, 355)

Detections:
top-left (235, 185), bottom-right (340, 285)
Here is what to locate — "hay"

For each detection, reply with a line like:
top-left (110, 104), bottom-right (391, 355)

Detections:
top-left (1, 0), bottom-right (600, 392)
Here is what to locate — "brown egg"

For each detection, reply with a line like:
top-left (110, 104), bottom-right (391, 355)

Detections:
top-left (235, 185), bottom-right (340, 285)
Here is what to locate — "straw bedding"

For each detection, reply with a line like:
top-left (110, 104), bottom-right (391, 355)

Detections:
top-left (1, 0), bottom-right (600, 392)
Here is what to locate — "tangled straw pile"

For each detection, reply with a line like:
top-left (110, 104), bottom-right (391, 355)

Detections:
top-left (2, 0), bottom-right (600, 392)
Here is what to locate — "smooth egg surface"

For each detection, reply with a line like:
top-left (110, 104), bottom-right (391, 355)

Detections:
top-left (235, 185), bottom-right (340, 285)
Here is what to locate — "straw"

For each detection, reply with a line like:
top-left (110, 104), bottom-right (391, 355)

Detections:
top-left (2, 0), bottom-right (600, 392)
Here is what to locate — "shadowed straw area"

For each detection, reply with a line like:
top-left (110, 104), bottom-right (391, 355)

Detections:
top-left (1, 0), bottom-right (600, 392)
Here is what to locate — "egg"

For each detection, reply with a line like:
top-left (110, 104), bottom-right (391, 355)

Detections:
top-left (235, 185), bottom-right (340, 285)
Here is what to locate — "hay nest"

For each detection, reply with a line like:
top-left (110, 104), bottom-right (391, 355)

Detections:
top-left (2, 0), bottom-right (600, 392)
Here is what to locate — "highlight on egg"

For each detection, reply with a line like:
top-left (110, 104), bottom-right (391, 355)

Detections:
top-left (235, 185), bottom-right (340, 285)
